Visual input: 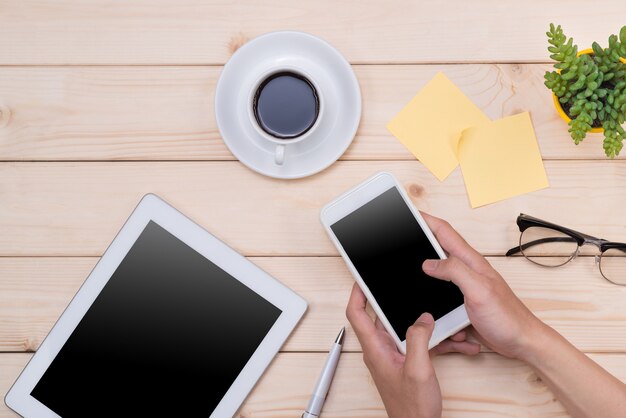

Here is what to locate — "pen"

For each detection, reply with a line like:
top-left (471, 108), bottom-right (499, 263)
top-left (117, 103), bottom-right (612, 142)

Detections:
top-left (302, 327), bottom-right (345, 418)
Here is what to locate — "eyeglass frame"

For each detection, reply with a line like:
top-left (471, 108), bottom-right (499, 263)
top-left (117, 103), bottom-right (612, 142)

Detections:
top-left (505, 213), bottom-right (626, 285)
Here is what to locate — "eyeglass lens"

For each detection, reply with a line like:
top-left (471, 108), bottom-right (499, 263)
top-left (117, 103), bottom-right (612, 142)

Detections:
top-left (519, 226), bottom-right (579, 267)
top-left (599, 248), bottom-right (626, 285)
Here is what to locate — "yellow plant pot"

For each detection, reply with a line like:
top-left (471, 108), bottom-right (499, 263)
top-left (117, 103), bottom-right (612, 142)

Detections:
top-left (552, 48), bottom-right (626, 134)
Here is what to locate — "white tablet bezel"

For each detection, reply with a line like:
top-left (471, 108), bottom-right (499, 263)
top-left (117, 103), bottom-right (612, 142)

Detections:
top-left (5, 194), bottom-right (307, 418)
top-left (320, 171), bottom-right (469, 353)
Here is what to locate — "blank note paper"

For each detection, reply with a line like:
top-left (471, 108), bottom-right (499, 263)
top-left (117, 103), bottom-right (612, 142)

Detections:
top-left (386, 72), bottom-right (490, 181)
top-left (458, 112), bottom-right (549, 208)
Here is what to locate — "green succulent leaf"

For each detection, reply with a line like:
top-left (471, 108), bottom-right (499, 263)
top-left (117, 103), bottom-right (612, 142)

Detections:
top-left (568, 110), bottom-right (592, 144)
top-left (592, 41), bottom-right (603, 55)
top-left (602, 119), bottom-right (625, 158)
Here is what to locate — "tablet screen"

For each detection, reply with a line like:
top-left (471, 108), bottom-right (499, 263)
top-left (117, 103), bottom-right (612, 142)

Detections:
top-left (330, 186), bottom-right (463, 340)
top-left (30, 221), bottom-right (282, 417)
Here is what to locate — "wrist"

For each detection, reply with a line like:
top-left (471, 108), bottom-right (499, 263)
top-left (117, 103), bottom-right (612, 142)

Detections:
top-left (516, 320), bottom-right (557, 366)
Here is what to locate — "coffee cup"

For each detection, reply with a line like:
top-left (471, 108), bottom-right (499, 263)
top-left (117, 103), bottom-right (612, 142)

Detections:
top-left (248, 67), bottom-right (323, 165)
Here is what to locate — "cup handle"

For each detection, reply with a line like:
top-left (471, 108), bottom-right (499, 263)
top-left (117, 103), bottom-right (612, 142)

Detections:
top-left (275, 144), bottom-right (285, 165)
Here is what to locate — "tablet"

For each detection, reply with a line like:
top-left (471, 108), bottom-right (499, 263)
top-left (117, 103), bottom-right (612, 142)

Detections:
top-left (5, 194), bottom-right (307, 418)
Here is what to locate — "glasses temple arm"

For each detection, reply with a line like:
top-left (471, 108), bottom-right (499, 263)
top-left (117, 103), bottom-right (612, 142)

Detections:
top-left (505, 236), bottom-right (577, 256)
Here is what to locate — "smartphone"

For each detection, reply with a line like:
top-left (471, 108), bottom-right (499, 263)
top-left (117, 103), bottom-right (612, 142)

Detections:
top-left (320, 171), bottom-right (470, 353)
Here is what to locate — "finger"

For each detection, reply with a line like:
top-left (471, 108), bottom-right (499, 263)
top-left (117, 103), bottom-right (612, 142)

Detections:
top-left (467, 326), bottom-right (488, 347)
top-left (404, 313), bottom-right (435, 372)
top-left (420, 212), bottom-right (492, 274)
top-left (431, 340), bottom-right (481, 356)
top-left (346, 283), bottom-right (377, 350)
top-left (422, 255), bottom-right (482, 295)
top-left (450, 330), bottom-right (467, 342)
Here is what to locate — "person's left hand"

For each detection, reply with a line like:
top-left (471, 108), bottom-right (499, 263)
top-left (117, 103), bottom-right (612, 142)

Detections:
top-left (346, 283), bottom-right (480, 418)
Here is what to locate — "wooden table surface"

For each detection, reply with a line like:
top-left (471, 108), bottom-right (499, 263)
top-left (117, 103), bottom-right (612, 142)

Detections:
top-left (2, 1), bottom-right (626, 416)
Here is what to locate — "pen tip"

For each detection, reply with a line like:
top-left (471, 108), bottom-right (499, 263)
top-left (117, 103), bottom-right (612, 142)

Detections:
top-left (335, 327), bottom-right (345, 345)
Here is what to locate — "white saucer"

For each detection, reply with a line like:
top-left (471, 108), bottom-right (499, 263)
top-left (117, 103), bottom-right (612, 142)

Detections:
top-left (215, 31), bottom-right (362, 179)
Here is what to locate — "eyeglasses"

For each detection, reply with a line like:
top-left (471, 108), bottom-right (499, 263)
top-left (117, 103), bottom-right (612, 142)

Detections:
top-left (506, 214), bottom-right (626, 285)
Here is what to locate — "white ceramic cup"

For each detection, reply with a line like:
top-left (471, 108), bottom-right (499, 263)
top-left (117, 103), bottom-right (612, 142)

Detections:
top-left (247, 67), bottom-right (324, 165)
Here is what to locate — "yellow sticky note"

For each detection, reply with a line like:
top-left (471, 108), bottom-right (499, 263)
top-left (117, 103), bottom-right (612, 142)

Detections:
top-left (387, 72), bottom-right (490, 181)
top-left (458, 112), bottom-right (549, 208)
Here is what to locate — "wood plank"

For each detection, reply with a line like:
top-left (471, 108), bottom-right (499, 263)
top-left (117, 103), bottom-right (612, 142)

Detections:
top-left (1, 161), bottom-right (625, 257)
top-left (1, 352), bottom-right (625, 417)
top-left (1, 1), bottom-right (625, 64)
top-left (0, 65), bottom-right (621, 161)
top-left (1, 257), bottom-right (625, 353)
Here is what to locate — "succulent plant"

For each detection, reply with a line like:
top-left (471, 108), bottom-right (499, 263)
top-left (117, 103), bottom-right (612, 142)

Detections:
top-left (544, 24), bottom-right (626, 157)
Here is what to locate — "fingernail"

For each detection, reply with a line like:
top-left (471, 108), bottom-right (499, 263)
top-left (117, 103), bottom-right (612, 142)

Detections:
top-left (417, 312), bottom-right (434, 324)
top-left (423, 259), bottom-right (438, 272)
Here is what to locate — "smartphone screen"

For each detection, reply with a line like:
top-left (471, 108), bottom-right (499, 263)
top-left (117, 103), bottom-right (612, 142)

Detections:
top-left (330, 186), bottom-right (464, 341)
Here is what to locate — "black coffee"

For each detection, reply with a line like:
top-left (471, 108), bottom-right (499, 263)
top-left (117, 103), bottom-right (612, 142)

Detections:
top-left (253, 72), bottom-right (319, 139)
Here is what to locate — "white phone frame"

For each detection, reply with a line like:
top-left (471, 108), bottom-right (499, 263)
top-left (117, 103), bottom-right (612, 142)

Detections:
top-left (5, 193), bottom-right (307, 418)
top-left (320, 171), bottom-right (469, 353)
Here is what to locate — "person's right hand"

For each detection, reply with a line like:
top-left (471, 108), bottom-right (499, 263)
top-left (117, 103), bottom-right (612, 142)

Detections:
top-left (420, 213), bottom-right (547, 360)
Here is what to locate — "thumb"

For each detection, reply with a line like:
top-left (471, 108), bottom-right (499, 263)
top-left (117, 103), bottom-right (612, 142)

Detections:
top-left (422, 256), bottom-right (477, 295)
top-left (404, 313), bottom-right (435, 373)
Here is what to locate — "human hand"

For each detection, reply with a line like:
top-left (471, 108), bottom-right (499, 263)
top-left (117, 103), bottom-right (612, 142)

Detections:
top-left (420, 213), bottom-right (546, 360)
top-left (346, 283), bottom-right (479, 418)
